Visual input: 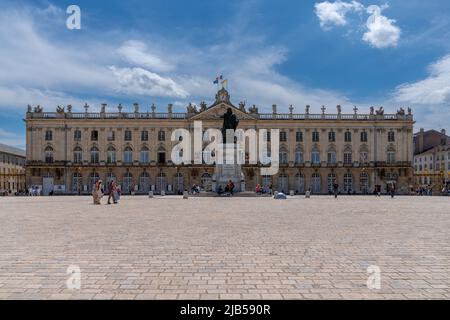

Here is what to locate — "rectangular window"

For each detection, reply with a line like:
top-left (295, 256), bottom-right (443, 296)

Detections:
top-left (107, 130), bottom-right (115, 141)
top-left (360, 131), bottom-right (368, 142)
top-left (141, 130), bottom-right (149, 141)
top-left (279, 152), bottom-right (288, 164)
top-left (312, 131), bottom-right (319, 142)
top-left (344, 131), bottom-right (352, 142)
top-left (124, 130), bottom-right (132, 141)
top-left (388, 131), bottom-right (395, 142)
top-left (73, 130), bottom-right (81, 141)
top-left (296, 131), bottom-right (303, 142)
top-left (328, 131), bottom-right (335, 142)
top-left (158, 130), bottom-right (165, 141)
top-left (45, 130), bottom-right (53, 141)
top-left (91, 130), bottom-right (98, 141)
top-left (279, 131), bottom-right (287, 142)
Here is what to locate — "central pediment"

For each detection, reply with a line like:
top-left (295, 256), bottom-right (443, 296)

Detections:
top-left (190, 103), bottom-right (257, 121)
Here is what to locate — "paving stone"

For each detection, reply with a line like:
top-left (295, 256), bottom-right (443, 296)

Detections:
top-left (0, 196), bottom-right (448, 300)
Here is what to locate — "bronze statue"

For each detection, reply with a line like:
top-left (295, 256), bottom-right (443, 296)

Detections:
top-left (221, 107), bottom-right (239, 143)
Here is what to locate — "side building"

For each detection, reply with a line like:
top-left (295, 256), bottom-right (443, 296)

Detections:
top-left (0, 143), bottom-right (26, 194)
top-left (413, 128), bottom-right (450, 192)
top-left (25, 89), bottom-right (415, 195)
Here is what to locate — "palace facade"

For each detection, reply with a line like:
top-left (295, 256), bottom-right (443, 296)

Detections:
top-left (25, 88), bottom-right (415, 195)
top-left (0, 143), bottom-right (26, 194)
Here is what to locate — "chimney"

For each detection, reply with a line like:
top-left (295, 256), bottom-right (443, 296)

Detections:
top-left (418, 128), bottom-right (424, 153)
top-left (441, 129), bottom-right (446, 136)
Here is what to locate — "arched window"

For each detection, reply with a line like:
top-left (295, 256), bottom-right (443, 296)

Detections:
top-left (295, 147), bottom-right (303, 164)
top-left (90, 147), bottom-right (99, 164)
top-left (311, 173), bottom-right (321, 193)
top-left (327, 173), bottom-right (336, 192)
top-left (174, 172), bottom-right (184, 193)
top-left (344, 146), bottom-right (353, 164)
top-left (387, 146), bottom-right (396, 164)
top-left (72, 172), bottom-right (82, 192)
top-left (278, 173), bottom-right (288, 193)
top-left (123, 172), bottom-right (133, 194)
top-left (73, 146), bottom-right (82, 164)
top-left (344, 173), bottom-right (353, 193)
top-left (107, 146), bottom-right (116, 164)
top-left (360, 172), bottom-right (369, 193)
top-left (279, 147), bottom-right (288, 165)
top-left (262, 175), bottom-right (272, 190)
top-left (359, 145), bottom-right (369, 163)
top-left (45, 146), bottom-right (54, 163)
top-left (139, 172), bottom-right (150, 192)
top-left (140, 146), bottom-right (149, 164)
top-left (311, 146), bottom-right (320, 164)
top-left (327, 146), bottom-right (336, 164)
top-left (156, 172), bottom-right (167, 192)
top-left (295, 173), bottom-right (305, 193)
top-left (123, 146), bottom-right (133, 163)
top-left (89, 172), bottom-right (99, 191)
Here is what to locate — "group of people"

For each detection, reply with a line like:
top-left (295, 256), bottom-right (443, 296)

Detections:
top-left (217, 180), bottom-right (235, 195)
top-left (92, 180), bottom-right (121, 205)
top-left (255, 183), bottom-right (273, 195)
top-left (190, 184), bottom-right (201, 194)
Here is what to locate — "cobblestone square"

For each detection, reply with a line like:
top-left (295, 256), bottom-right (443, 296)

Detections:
top-left (0, 195), bottom-right (449, 300)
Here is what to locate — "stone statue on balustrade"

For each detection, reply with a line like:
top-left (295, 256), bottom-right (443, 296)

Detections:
top-left (238, 101), bottom-right (246, 112)
top-left (199, 101), bottom-right (207, 112)
top-left (375, 107), bottom-right (384, 115)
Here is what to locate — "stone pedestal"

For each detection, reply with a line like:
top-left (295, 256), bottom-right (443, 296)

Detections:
top-left (212, 144), bottom-right (245, 192)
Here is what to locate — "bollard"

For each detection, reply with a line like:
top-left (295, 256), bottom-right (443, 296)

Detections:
top-left (183, 191), bottom-right (189, 199)
top-left (148, 191), bottom-right (154, 198)
top-left (290, 190), bottom-right (294, 196)
top-left (161, 190), bottom-right (165, 196)
top-left (305, 190), bottom-right (311, 198)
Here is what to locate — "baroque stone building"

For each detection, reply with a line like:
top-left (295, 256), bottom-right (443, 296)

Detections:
top-left (0, 143), bottom-right (26, 194)
top-left (25, 88), bottom-right (414, 195)
top-left (413, 128), bottom-right (450, 191)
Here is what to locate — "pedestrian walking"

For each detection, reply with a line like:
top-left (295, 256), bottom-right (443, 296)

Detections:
top-left (390, 183), bottom-right (395, 198)
top-left (92, 180), bottom-right (103, 205)
top-left (333, 180), bottom-right (339, 199)
top-left (107, 180), bottom-right (116, 204)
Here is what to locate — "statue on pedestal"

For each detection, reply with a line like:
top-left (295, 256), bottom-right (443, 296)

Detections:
top-left (221, 108), bottom-right (239, 144)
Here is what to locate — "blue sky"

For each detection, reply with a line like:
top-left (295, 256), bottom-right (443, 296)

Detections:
top-left (0, 0), bottom-right (449, 149)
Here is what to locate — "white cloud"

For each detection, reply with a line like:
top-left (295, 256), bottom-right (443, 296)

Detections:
top-left (362, 5), bottom-right (401, 48)
top-left (315, 0), bottom-right (364, 29)
top-left (117, 40), bottom-right (175, 72)
top-left (109, 66), bottom-right (188, 98)
top-left (0, 5), bottom-right (188, 111)
top-left (394, 54), bottom-right (450, 104)
top-left (315, 2), bottom-right (401, 49)
top-left (0, 2), bottom-right (358, 116)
